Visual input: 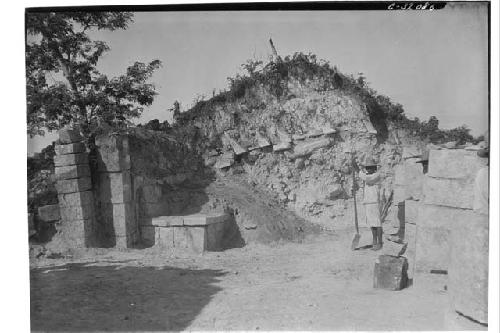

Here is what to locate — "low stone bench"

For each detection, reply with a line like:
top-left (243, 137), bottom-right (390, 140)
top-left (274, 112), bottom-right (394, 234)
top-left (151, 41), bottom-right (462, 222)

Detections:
top-left (141, 213), bottom-right (228, 253)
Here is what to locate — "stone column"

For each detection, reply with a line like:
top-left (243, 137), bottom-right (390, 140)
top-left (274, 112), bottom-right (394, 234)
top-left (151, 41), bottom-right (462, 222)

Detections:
top-left (53, 128), bottom-right (95, 248)
top-left (95, 134), bottom-right (136, 248)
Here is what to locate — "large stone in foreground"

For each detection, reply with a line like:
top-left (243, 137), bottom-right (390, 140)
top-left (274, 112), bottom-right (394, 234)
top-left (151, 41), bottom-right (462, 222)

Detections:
top-left (423, 177), bottom-right (474, 209)
top-left (55, 177), bottom-right (92, 194)
top-left (428, 149), bottom-right (487, 179)
top-left (55, 164), bottom-right (91, 181)
top-left (373, 255), bottom-right (408, 290)
top-left (54, 153), bottom-right (89, 167)
top-left (449, 213), bottom-right (488, 324)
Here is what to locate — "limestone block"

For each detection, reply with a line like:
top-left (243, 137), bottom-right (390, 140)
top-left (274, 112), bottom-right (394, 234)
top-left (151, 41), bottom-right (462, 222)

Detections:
top-left (322, 127), bottom-right (337, 136)
top-left (37, 204), bottom-right (60, 222)
top-left (54, 153), bottom-right (88, 167)
top-left (173, 227), bottom-right (206, 253)
top-left (55, 177), bottom-right (92, 194)
top-left (290, 138), bottom-right (331, 159)
top-left (214, 152), bottom-right (234, 169)
top-left (428, 149), bottom-right (487, 179)
top-left (418, 203), bottom-right (476, 229)
top-left (100, 202), bottom-right (135, 238)
top-left (292, 134), bottom-right (307, 141)
top-left (58, 128), bottom-right (82, 144)
top-left (224, 133), bottom-right (247, 155)
top-left (394, 160), bottom-right (424, 200)
top-left (59, 204), bottom-right (94, 221)
top-left (151, 216), bottom-right (184, 227)
top-left (404, 199), bottom-right (420, 224)
top-left (183, 213), bottom-right (227, 226)
top-left (273, 142), bottom-right (291, 152)
top-left (157, 227), bottom-right (174, 248)
top-left (257, 133), bottom-right (271, 148)
top-left (98, 171), bottom-right (132, 203)
top-left (415, 204), bottom-right (477, 272)
top-left (393, 185), bottom-right (408, 203)
top-left (58, 191), bottom-right (94, 207)
top-left (277, 129), bottom-right (292, 143)
top-left (55, 142), bottom-right (86, 155)
top-left (423, 177), bottom-right (474, 209)
top-left (95, 135), bottom-right (131, 172)
top-left (363, 120), bottom-right (377, 135)
top-left (55, 164), bottom-right (91, 181)
top-left (142, 184), bottom-right (162, 203)
top-left (415, 226), bottom-right (450, 272)
top-left (52, 219), bottom-right (93, 248)
top-left (373, 255), bottom-right (408, 290)
top-left (449, 213), bottom-right (489, 324)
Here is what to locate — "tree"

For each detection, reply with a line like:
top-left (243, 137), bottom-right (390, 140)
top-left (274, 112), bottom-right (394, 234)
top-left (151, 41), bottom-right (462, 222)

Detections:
top-left (26, 12), bottom-right (162, 138)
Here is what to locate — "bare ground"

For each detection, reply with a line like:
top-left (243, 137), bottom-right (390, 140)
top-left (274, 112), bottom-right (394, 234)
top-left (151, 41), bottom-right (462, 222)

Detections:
top-left (30, 228), bottom-right (486, 331)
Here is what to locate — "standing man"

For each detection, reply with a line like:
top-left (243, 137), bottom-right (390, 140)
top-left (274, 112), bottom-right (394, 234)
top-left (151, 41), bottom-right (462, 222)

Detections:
top-left (359, 156), bottom-right (384, 251)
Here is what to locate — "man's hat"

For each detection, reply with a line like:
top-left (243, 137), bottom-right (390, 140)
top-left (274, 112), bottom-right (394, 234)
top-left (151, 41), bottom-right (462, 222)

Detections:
top-left (416, 150), bottom-right (429, 164)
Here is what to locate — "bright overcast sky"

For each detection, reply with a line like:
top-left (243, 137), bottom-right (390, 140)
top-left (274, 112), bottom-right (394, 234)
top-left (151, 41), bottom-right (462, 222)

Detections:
top-left (27, 2), bottom-right (489, 154)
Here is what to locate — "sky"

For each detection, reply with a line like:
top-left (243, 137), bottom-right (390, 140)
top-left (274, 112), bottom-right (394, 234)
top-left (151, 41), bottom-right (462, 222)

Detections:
top-left (27, 3), bottom-right (489, 154)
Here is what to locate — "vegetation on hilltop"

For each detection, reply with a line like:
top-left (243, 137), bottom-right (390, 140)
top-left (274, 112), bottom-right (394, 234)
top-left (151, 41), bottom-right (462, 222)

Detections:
top-left (167, 52), bottom-right (477, 145)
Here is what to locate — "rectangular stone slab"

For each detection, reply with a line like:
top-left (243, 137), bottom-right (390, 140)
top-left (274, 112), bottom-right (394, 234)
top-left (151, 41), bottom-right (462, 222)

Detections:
top-left (51, 218), bottom-right (94, 248)
top-left (55, 177), bottom-right (92, 194)
top-left (151, 216), bottom-right (184, 227)
top-left (98, 171), bottom-right (132, 203)
top-left (58, 191), bottom-right (94, 207)
top-left (54, 153), bottom-right (88, 167)
top-left (55, 142), bottom-right (86, 155)
top-left (373, 255), bottom-right (408, 290)
top-left (290, 138), bottom-right (331, 159)
top-left (99, 202), bottom-right (135, 238)
top-left (428, 149), bottom-right (487, 179)
top-left (448, 213), bottom-right (489, 324)
top-left (183, 213), bottom-right (227, 226)
top-left (415, 226), bottom-right (450, 273)
top-left (37, 204), bottom-right (60, 222)
top-left (59, 204), bottom-right (94, 221)
top-left (55, 164), bottom-right (91, 181)
top-left (423, 177), bottom-right (475, 209)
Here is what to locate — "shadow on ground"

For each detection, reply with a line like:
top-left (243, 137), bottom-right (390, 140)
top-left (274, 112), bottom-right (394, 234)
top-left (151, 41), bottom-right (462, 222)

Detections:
top-left (30, 262), bottom-right (225, 331)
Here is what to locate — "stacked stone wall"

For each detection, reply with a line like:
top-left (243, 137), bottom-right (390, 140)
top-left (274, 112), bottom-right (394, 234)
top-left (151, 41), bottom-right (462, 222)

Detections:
top-left (51, 129), bottom-right (96, 249)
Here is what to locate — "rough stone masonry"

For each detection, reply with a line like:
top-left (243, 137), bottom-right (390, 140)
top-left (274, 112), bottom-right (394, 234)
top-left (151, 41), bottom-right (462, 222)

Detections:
top-left (51, 129), bottom-right (96, 249)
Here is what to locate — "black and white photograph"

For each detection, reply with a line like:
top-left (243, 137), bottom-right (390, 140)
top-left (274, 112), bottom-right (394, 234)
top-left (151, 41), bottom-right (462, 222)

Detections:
top-left (5, 0), bottom-right (498, 331)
